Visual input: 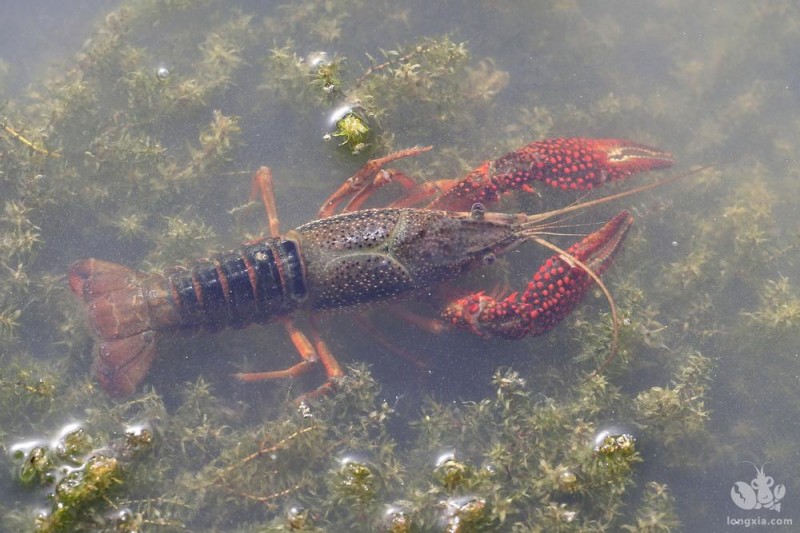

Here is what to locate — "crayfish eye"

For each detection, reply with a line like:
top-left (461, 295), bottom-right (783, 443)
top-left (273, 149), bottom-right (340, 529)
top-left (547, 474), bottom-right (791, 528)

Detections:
top-left (470, 202), bottom-right (486, 220)
top-left (482, 253), bottom-right (496, 265)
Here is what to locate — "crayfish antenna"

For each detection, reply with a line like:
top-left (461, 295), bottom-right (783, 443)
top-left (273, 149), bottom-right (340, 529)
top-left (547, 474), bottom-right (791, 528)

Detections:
top-left (523, 165), bottom-right (713, 228)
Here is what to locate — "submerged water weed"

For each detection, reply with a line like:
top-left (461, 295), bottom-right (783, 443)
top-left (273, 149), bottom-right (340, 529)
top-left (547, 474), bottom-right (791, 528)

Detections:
top-left (634, 351), bottom-right (712, 464)
top-left (330, 108), bottom-right (371, 154)
top-left (0, 307), bottom-right (22, 341)
top-left (6, 419), bottom-right (154, 533)
top-left (146, 215), bottom-right (216, 266)
top-left (742, 276), bottom-right (800, 333)
top-left (262, 33), bottom-right (500, 157)
top-left (2, 0), bottom-right (799, 531)
top-left (261, 40), bottom-right (315, 104)
top-left (0, 357), bottom-right (60, 444)
top-left (1, 200), bottom-right (42, 260)
top-left (113, 213), bottom-right (148, 240)
top-left (166, 110), bottom-right (242, 184)
top-left (306, 50), bottom-right (343, 97)
top-left (433, 451), bottom-right (475, 492)
top-left (357, 37), bottom-right (471, 103)
top-left (571, 281), bottom-right (666, 377)
top-left (621, 482), bottom-right (680, 533)
top-left (404, 369), bottom-right (648, 530)
top-left (0, 118), bottom-right (61, 159)
top-left (36, 454), bottom-right (123, 532)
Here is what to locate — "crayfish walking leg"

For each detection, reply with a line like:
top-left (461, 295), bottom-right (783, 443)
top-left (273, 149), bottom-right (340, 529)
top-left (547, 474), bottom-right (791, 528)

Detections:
top-left (233, 167), bottom-right (344, 394)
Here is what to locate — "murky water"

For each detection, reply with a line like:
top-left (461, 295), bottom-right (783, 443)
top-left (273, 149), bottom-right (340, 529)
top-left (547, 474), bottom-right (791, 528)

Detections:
top-left (0, 1), bottom-right (798, 531)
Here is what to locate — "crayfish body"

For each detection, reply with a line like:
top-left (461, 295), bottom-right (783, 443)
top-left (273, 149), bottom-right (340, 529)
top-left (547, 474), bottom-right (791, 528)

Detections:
top-left (68, 137), bottom-right (673, 397)
top-left (69, 207), bottom-right (538, 396)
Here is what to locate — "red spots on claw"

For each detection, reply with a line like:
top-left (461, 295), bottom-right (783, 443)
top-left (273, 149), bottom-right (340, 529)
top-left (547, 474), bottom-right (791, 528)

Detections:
top-left (427, 138), bottom-right (673, 212)
top-left (436, 137), bottom-right (666, 338)
top-left (443, 211), bottom-right (634, 340)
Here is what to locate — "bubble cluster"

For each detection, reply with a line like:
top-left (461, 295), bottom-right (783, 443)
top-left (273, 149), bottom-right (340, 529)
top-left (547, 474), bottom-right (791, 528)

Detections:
top-left (438, 495), bottom-right (489, 532)
top-left (433, 450), bottom-right (473, 491)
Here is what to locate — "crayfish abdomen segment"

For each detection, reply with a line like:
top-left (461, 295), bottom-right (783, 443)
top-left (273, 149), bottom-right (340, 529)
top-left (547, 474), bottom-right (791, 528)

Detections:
top-left (166, 239), bottom-right (303, 330)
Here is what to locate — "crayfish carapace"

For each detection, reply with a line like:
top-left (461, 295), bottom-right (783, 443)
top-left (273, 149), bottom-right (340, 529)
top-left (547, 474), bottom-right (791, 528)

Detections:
top-left (68, 138), bottom-right (674, 397)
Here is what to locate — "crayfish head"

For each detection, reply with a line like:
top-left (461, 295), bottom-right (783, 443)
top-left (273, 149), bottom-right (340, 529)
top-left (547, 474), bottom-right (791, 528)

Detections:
top-left (390, 209), bottom-right (526, 282)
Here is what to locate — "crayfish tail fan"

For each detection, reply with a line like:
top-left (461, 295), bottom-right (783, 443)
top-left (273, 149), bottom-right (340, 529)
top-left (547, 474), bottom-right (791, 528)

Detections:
top-left (94, 332), bottom-right (160, 397)
top-left (69, 259), bottom-right (163, 397)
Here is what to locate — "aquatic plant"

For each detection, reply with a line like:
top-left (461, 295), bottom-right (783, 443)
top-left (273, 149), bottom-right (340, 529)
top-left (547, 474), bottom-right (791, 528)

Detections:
top-left (0, 0), bottom-right (799, 531)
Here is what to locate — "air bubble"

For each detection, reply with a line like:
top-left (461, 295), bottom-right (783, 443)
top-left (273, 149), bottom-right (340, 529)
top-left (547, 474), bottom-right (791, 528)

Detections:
top-left (305, 50), bottom-right (330, 69)
top-left (381, 503), bottom-right (412, 532)
top-left (286, 504), bottom-right (311, 529)
top-left (439, 495), bottom-right (489, 531)
top-left (593, 427), bottom-right (636, 457)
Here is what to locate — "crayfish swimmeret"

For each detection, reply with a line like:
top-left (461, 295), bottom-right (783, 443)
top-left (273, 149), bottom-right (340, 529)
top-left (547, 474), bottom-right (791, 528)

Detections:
top-left (69, 138), bottom-right (673, 397)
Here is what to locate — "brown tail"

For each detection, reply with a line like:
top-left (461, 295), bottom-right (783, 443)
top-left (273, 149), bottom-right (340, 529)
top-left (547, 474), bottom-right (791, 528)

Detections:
top-left (68, 259), bottom-right (161, 397)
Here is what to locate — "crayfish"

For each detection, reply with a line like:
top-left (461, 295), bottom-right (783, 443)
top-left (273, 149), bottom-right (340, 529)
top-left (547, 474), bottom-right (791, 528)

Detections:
top-left (69, 138), bottom-right (673, 397)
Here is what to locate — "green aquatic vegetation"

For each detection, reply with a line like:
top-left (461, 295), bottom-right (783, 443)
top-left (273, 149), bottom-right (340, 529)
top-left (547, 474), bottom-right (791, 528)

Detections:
top-left (0, 359), bottom-right (60, 442)
top-left (261, 41), bottom-right (316, 104)
top-left (0, 307), bottom-right (22, 341)
top-left (330, 109), bottom-right (371, 154)
top-left (37, 453), bottom-right (123, 532)
top-left (146, 215), bottom-right (217, 266)
top-left (1, 0), bottom-right (798, 531)
top-left (6, 420), bottom-right (155, 533)
top-left (717, 179), bottom-right (776, 270)
top-left (1, 201), bottom-right (42, 259)
top-left (463, 58), bottom-right (510, 103)
top-left (57, 426), bottom-right (95, 464)
top-left (742, 276), bottom-right (800, 332)
top-left (633, 351), bottom-right (712, 463)
top-left (356, 37), bottom-right (472, 117)
top-left (405, 370), bottom-right (645, 530)
top-left (0, 362), bottom-right (658, 531)
top-left (113, 213), bottom-right (149, 240)
top-left (306, 51), bottom-right (343, 96)
top-left (261, 34), bottom-right (499, 157)
top-left (439, 496), bottom-right (492, 532)
top-left (664, 243), bottom-right (713, 291)
top-left (621, 482), bottom-right (680, 533)
top-left (0, 118), bottom-right (61, 159)
top-left (571, 281), bottom-right (671, 376)
top-left (199, 23), bottom-right (247, 82)
top-left (329, 458), bottom-right (382, 508)
top-left (189, 110), bottom-right (242, 173)
top-left (15, 445), bottom-right (57, 486)
top-left (433, 454), bottom-right (474, 492)
top-left (261, 44), bottom-right (345, 109)
top-left (503, 105), bottom-right (556, 149)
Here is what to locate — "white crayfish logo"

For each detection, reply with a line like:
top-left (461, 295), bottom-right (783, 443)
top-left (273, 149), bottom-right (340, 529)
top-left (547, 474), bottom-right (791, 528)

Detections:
top-left (730, 462), bottom-right (786, 512)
